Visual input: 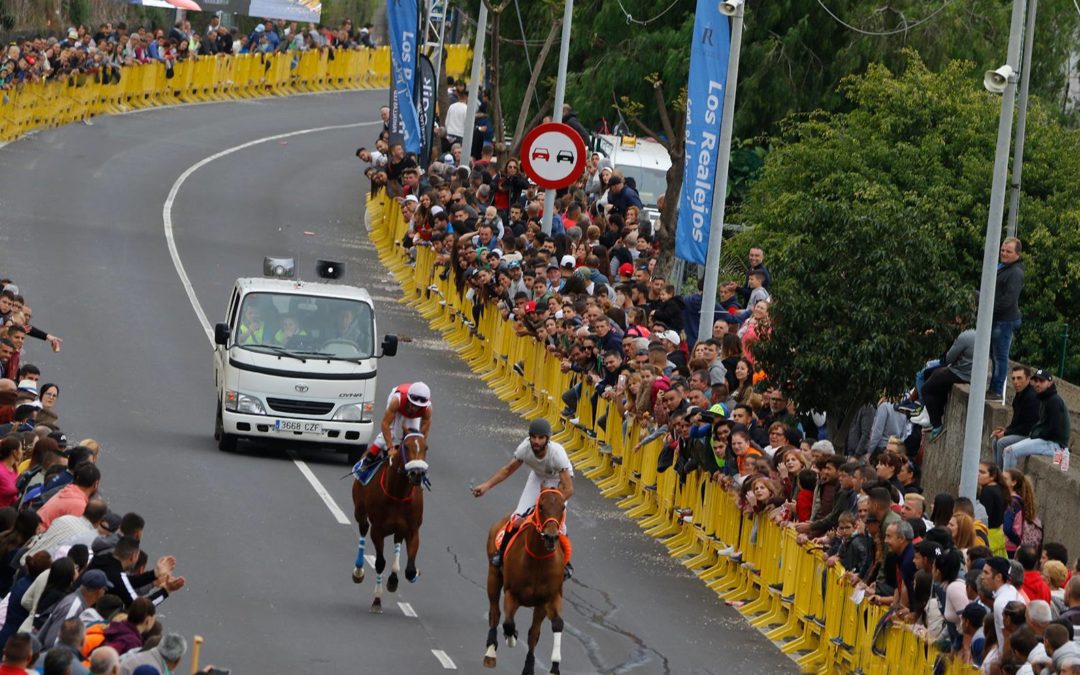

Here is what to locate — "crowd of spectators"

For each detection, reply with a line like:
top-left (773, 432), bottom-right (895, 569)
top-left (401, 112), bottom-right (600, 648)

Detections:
top-left (0, 281), bottom-right (205, 675)
top-left (1, 17), bottom-right (376, 91)
top-left (363, 77), bottom-right (1075, 673)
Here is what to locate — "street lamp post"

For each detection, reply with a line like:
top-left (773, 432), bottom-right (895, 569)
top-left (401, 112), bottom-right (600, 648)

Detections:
top-left (957, 0), bottom-right (1027, 501)
top-left (696, 0), bottom-right (746, 345)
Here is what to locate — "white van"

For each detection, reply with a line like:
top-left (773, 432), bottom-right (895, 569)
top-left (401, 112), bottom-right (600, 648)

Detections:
top-left (592, 134), bottom-right (672, 225)
top-left (212, 258), bottom-right (397, 461)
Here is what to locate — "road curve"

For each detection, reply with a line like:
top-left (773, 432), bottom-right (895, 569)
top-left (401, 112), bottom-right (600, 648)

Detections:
top-left (0, 91), bottom-right (796, 674)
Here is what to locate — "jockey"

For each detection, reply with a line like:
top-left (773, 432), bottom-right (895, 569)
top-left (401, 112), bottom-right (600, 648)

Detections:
top-left (354, 382), bottom-right (433, 479)
top-left (471, 418), bottom-right (575, 578)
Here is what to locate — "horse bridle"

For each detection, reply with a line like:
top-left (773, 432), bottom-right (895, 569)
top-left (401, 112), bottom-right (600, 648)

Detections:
top-left (530, 488), bottom-right (565, 538)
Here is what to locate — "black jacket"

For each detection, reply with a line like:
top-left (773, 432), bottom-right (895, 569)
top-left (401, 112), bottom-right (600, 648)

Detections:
top-left (993, 260), bottom-right (1024, 322)
top-left (86, 554), bottom-right (166, 608)
top-left (1004, 384), bottom-right (1040, 437)
top-left (1030, 384), bottom-right (1071, 447)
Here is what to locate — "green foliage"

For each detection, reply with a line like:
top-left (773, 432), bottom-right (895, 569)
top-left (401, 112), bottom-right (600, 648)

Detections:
top-left (734, 54), bottom-right (1080, 421)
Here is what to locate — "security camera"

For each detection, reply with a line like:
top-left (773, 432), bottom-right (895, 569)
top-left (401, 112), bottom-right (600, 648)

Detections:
top-left (983, 65), bottom-right (1015, 94)
top-left (719, 0), bottom-right (744, 16)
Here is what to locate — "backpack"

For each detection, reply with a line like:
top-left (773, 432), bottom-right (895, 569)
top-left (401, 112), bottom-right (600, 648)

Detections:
top-left (1014, 510), bottom-right (1044, 550)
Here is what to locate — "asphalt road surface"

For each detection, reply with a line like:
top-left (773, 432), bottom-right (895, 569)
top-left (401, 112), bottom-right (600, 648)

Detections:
top-left (0, 91), bottom-right (796, 674)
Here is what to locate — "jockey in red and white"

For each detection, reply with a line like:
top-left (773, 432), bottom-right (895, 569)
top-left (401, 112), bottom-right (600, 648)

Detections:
top-left (355, 382), bottom-right (433, 476)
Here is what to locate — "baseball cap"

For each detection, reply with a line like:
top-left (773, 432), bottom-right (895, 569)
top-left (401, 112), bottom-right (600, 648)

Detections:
top-left (81, 569), bottom-right (113, 590)
top-left (100, 512), bottom-right (121, 533)
top-left (430, 205), bottom-right (444, 216)
top-left (985, 556), bottom-right (1011, 578)
top-left (660, 330), bottom-right (680, 346)
top-left (47, 431), bottom-right (68, 448)
top-left (618, 262), bottom-right (633, 277)
top-left (254, 24), bottom-right (265, 32)
top-left (403, 194), bottom-right (419, 204)
top-left (1032, 369), bottom-right (1053, 382)
top-left (560, 255), bottom-right (576, 269)
top-left (708, 403), bottom-right (728, 418)
top-left (406, 382), bottom-right (431, 407)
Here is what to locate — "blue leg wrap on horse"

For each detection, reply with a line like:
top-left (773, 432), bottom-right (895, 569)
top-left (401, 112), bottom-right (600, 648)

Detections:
top-left (355, 536), bottom-right (366, 568)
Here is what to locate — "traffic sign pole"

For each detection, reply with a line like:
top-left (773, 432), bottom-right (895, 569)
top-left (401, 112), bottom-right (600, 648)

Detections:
top-left (541, 0), bottom-right (574, 236)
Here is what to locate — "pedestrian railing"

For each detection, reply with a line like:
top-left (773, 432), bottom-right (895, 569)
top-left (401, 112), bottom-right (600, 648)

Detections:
top-left (368, 191), bottom-right (980, 675)
top-left (0, 45), bottom-right (471, 143)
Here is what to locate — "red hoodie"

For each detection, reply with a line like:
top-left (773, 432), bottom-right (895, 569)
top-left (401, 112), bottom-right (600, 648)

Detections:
top-left (795, 488), bottom-right (814, 522)
top-left (1022, 570), bottom-right (1052, 604)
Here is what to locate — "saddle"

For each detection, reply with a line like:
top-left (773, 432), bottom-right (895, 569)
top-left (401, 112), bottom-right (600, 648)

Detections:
top-left (494, 511), bottom-right (528, 550)
top-left (351, 453), bottom-right (387, 485)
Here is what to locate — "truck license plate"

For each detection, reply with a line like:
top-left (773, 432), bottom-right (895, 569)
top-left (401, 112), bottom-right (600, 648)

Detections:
top-left (275, 420), bottom-right (322, 434)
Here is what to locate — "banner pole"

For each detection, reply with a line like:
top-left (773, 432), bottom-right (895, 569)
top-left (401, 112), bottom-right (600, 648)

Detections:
top-left (697, 5), bottom-right (744, 346)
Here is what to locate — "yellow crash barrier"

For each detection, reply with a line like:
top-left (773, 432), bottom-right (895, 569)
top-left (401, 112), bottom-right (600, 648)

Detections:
top-left (367, 193), bottom-right (978, 675)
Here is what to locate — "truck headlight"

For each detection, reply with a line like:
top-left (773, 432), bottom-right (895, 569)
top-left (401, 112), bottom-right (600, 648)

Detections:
top-left (225, 390), bottom-right (267, 415)
top-left (334, 402), bottom-right (374, 422)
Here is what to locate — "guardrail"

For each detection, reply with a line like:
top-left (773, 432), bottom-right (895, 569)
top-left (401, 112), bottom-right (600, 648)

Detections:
top-left (366, 192), bottom-right (979, 675)
top-left (0, 44), bottom-right (472, 143)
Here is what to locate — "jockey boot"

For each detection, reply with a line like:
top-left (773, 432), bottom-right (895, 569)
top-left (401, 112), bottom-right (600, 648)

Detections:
top-left (560, 534), bottom-right (573, 579)
top-left (491, 521), bottom-right (517, 568)
top-left (356, 449), bottom-right (380, 473)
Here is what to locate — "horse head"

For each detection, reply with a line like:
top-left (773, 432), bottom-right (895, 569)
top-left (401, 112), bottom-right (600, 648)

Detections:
top-left (535, 489), bottom-right (565, 553)
top-left (400, 432), bottom-right (429, 486)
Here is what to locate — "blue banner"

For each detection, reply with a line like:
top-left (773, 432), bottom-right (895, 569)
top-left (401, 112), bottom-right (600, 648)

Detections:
top-left (387, 0), bottom-right (422, 155)
top-left (675, 1), bottom-right (731, 265)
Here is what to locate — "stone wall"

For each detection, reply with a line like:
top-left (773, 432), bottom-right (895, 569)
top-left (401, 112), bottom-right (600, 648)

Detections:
top-left (922, 376), bottom-right (1080, 557)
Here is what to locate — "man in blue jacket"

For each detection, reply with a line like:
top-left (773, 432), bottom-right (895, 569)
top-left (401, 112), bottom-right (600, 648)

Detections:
top-left (606, 175), bottom-right (643, 218)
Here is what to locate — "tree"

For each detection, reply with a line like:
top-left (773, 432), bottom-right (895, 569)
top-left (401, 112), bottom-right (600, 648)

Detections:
top-left (733, 54), bottom-right (1080, 436)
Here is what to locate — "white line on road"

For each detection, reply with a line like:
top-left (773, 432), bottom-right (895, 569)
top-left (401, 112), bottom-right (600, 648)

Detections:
top-left (398, 602), bottom-right (417, 617)
top-left (162, 119), bottom-right (382, 525)
top-left (287, 450), bottom-right (351, 525)
top-left (431, 650), bottom-right (457, 670)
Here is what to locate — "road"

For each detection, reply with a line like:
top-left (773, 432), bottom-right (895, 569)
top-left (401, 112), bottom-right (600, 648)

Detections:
top-left (0, 91), bottom-right (796, 674)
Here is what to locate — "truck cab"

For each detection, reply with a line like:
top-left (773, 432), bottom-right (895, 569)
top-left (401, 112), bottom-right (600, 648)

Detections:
top-left (591, 134), bottom-right (672, 226)
top-left (212, 259), bottom-right (396, 460)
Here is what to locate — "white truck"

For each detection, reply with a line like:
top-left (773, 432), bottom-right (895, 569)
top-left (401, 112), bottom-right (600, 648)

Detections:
top-left (212, 258), bottom-right (397, 462)
top-left (592, 134), bottom-right (672, 226)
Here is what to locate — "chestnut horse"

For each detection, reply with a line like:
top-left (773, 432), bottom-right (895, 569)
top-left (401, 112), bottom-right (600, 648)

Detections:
top-left (351, 431), bottom-right (428, 614)
top-left (484, 488), bottom-right (566, 674)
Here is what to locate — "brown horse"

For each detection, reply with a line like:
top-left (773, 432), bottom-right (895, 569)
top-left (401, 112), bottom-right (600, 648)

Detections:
top-left (351, 432), bottom-right (427, 614)
top-left (484, 488), bottom-right (566, 674)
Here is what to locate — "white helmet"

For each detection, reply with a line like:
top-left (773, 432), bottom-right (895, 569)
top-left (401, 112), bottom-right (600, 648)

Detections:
top-left (406, 382), bottom-right (431, 407)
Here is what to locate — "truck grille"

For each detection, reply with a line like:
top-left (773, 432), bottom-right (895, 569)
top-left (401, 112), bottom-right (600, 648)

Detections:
top-left (266, 398), bottom-right (334, 416)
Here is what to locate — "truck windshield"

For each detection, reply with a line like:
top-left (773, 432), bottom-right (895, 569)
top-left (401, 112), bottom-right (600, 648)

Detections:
top-left (235, 292), bottom-right (374, 360)
top-left (619, 167), bottom-right (668, 208)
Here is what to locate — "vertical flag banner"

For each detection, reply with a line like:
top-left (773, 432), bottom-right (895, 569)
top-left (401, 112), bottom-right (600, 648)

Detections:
top-left (675, 1), bottom-right (731, 265)
top-left (387, 0), bottom-right (422, 154)
top-left (415, 54), bottom-right (437, 169)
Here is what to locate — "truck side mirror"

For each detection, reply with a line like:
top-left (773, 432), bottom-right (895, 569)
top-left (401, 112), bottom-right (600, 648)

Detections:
top-left (380, 334), bottom-right (398, 358)
top-left (214, 323), bottom-right (231, 346)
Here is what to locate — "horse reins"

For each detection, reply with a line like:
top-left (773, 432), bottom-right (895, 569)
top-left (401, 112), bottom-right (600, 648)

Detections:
top-left (379, 433), bottom-right (426, 503)
top-left (521, 488), bottom-right (565, 560)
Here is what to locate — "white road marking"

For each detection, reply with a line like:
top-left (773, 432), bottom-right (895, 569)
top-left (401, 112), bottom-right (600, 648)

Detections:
top-left (287, 450), bottom-right (351, 525)
top-left (365, 554), bottom-right (376, 568)
top-left (431, 650), bottom-right (457, 670)
top-left (398, 602), bottom-right (417, 617)
top-left (161, 119), bottom-right (382, 525)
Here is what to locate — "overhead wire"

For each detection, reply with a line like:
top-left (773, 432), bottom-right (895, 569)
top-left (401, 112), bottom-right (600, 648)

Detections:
top-left (614, 0), bottom-right (683, 27)
top-left (813, 0), bottom-right (961, 36)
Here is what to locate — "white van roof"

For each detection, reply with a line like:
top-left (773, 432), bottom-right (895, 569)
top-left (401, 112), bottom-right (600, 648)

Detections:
top-left (594, 134), bottom-right (672, 172)
top-left (235, 277), bottom-right (374, 304)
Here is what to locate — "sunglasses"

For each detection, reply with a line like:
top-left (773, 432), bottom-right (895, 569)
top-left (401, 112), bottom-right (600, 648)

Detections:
top-left (409, 396), bottom-right (428, 404)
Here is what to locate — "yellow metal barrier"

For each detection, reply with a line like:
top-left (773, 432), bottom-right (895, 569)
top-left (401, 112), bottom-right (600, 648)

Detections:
top-left (367, 191), bottom-right (977, 674)
top-left (0, 47), bottom-right (472, 143)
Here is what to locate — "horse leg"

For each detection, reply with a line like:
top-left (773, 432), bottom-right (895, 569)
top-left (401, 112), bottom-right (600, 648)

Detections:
top-left (351, 483), bottom-right (368, 583)
top-left (547, 598), bottom-right (564, 675)
top-left (387, 537), bottom-right (401, 593)
top-left (523, 606), bottom-right (544, 675)
top-left (404, 527), bottom-right (420, 582)
top-left (503, 590), bottom-right (519, 648)
top-left (370, 533), bottom-right (386, 614)
top-left (484, 562), bottom-right (502, 668)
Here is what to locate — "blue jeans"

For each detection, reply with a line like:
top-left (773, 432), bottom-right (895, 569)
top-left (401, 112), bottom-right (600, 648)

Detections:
top-left (989, 319), bottom-right (1021, 396)
top-left (1001, 437), bottom-right (1059, 470)
top-left (915, 359), bottom-right (941, 402)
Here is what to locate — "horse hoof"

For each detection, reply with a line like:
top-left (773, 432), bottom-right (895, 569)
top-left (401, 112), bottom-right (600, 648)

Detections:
top-left (352, 567), bottom-right (365, 584)
top-left (483, 657), bottom-right (496, 668)
top-left (550, 664), bottom-right (561, 675)
top-left (370, 600), bottom-right (383, 614)
top-left (407, 569), bottom-right (420, 583)
top-left (387, 572), bottom-right (399, 593)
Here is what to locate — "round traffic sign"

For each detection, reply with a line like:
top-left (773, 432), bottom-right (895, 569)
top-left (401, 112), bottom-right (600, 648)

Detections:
top-left (520, 122), bottom-right (587, 190)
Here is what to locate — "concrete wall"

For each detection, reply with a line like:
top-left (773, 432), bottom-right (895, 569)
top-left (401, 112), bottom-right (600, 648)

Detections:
top-left (923, 376), bottom-right (1080, 557)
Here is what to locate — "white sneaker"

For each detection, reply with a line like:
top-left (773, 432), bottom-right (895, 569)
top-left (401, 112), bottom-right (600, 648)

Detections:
top-left (717, 545), bottom-right (735, 557)
top-left (911, 408), bottom-right (931, 429)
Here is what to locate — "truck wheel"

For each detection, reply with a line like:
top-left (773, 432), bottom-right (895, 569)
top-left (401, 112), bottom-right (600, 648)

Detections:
top-left (215, 404), bottom-right (238, 453)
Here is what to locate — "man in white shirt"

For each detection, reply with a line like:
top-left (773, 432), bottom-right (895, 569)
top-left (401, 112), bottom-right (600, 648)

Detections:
top-left (444, 92), bottom-right (469, 151)
top-left (472, 418), bottom-right (574, 577)
top-left (982, 556), bottom-right (1021, 649)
